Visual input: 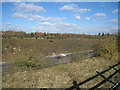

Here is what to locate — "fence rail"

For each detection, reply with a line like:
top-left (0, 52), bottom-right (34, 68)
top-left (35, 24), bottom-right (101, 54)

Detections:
top-left (66, 62), bottom-right (120, 90)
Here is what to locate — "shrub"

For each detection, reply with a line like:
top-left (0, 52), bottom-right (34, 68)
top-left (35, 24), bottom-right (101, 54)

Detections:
top-left (49, 40), bottom-right (53, 42)
top-left (15, 55), bottom-right (42, 69)
top-left (93, 36), bottom-right (118, 59)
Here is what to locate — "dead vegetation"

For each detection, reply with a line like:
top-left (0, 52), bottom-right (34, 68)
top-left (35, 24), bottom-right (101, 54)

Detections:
top-left (2, 57), bottom-right (118, 88)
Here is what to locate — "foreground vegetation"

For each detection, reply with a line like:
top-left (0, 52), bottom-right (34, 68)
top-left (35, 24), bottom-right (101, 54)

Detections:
top-left (2, 57), bottom-right (119, 88)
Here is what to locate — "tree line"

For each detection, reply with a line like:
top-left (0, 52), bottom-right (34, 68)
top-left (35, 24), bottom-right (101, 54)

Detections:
top-left (0, 30), bottom-right (117, 39)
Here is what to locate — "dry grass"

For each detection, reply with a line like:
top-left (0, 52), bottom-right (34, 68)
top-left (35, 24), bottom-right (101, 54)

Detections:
top-left (2, 39), bottom-right (99, 62)
top-left (2, 38), bottom-right (119, 88)
top-left (2, 57), bottom-right (118, 88)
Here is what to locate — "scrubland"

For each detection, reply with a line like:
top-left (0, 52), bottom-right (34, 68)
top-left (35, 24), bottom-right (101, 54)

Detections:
top-left (2, 35), bottom-right (119, 88)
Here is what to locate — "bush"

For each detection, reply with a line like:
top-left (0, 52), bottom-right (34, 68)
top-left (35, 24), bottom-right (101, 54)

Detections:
top-left (15, 55), bottom-right (42, 69)
top-left (93, 36), bottom-right (118, 59)
top-left (49, 40), bottom-right (53, 42)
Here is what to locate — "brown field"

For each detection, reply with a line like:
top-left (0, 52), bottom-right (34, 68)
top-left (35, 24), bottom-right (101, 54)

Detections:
top-left (2, 37), bottom-right (119, 88)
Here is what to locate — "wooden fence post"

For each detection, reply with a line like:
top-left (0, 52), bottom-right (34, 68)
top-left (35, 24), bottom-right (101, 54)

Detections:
top-left (73, 81), bottom-right (80, 90)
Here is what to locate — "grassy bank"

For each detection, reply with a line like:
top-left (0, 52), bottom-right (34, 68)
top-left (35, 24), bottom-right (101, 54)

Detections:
top-left (2, 38), bottom-right (100, 62)
top-left (2, 57), bottom-right (119, 88)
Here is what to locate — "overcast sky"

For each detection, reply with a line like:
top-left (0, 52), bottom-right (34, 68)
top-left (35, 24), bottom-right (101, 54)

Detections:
top-left (2, 2), bottom-right (118, 34)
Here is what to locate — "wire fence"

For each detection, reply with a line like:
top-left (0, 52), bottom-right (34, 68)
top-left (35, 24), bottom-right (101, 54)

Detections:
top-left (2, 50), bottom-right (96, 75)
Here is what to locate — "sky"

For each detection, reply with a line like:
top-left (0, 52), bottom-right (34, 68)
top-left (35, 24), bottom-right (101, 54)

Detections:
top-left (2, 2), bottom-right (119, 35)
top-left (1, 0), bottom-right (120, 2)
